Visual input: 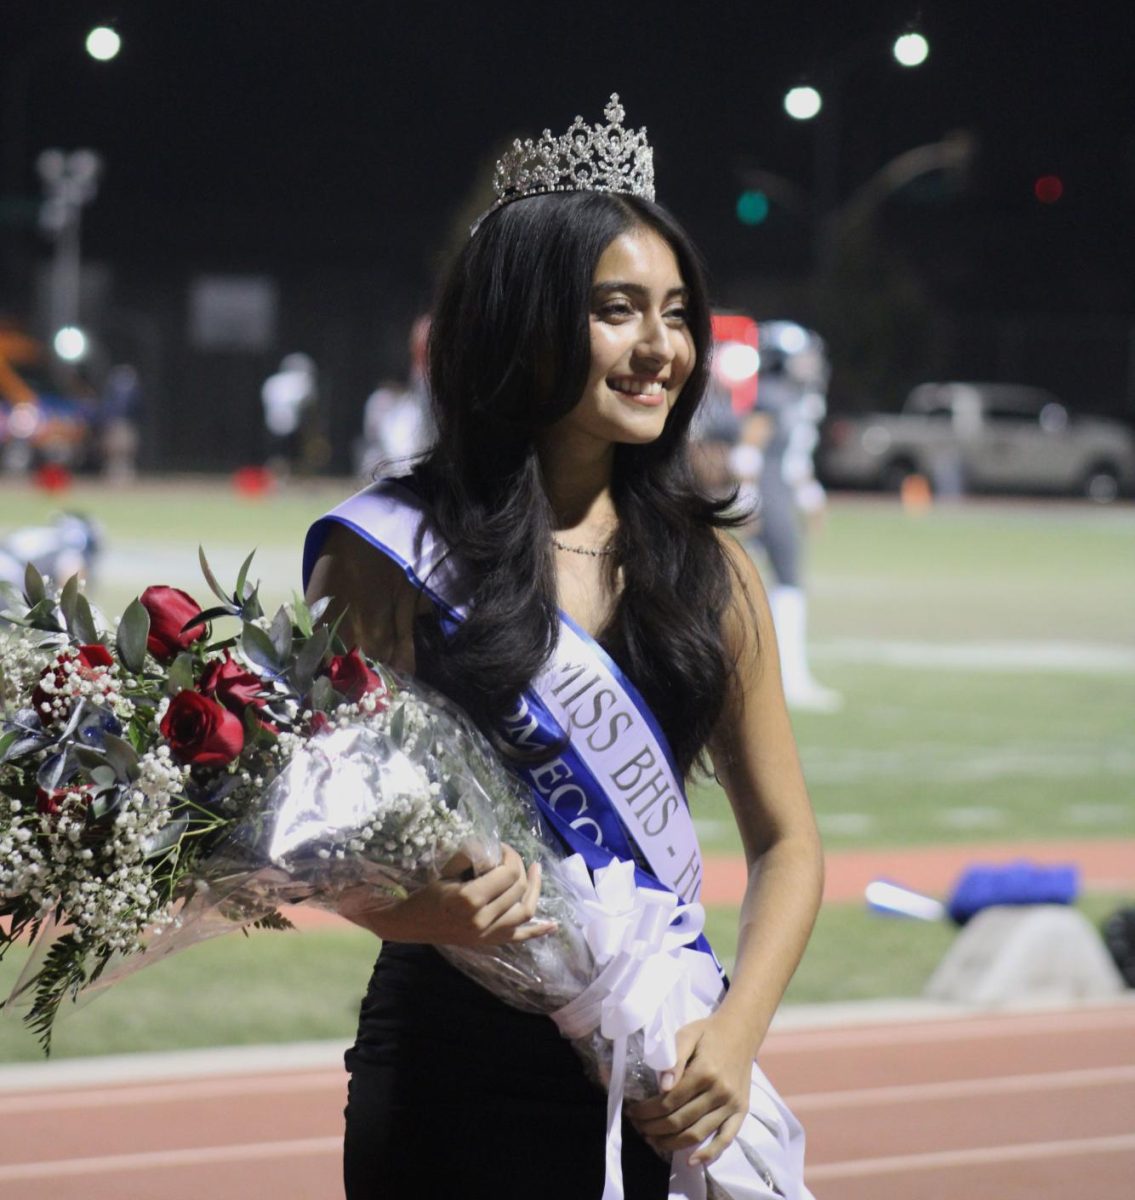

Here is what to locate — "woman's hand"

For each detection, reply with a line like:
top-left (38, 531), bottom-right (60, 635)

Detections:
top-left (627, 1012), bottom-right (756, 1168)
top-left (336, 842), bottom-right (557, 948)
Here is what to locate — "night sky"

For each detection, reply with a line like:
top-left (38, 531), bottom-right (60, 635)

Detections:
top-left (5, 1), bottom-right (1135, 444)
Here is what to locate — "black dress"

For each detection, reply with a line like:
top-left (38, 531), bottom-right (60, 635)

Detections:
top-left (342, 619), bottom-right (669, 1198)
top-left (343, 943), bottom-right (670, 1198)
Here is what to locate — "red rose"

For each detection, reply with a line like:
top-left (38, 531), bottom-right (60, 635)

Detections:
top-left (307, 711), bottom-right (333, 736)
top-left (33, 644), bottom-right (115, 720)
top-left (324, 648), bottom-right (387, 706)
top-left (35, 785), bottom-right (91, 819)
top-left (160, 690), bottom-right (244, 767)
top-left (140, 586), bottom-right (207, 661)
top-left (199, 652), bottom-right (265, 716)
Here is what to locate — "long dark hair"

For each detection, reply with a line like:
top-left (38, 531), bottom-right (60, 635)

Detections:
top-left (414, 191), bottom-right (745, 777)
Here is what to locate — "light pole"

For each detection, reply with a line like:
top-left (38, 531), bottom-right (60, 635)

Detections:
top-left (780, 29), bottom-right (931, 272)
top-left (37, 148), bottom-right (103, 352)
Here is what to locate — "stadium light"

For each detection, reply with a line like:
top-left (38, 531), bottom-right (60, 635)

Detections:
top-left (893, 32), bottom-right (929, 67)
top-left (784, 86), bottom-right (822, 121)
top-left (85, 27), bottom-right (122, 62)
top-left (54, 325), bottom-right (89, 362)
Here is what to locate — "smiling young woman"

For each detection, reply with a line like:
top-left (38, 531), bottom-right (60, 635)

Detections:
top-left (304, 98), bottom-right (820, 1200)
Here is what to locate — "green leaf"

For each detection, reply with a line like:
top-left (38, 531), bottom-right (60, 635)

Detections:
top-left (102, 733), bottom-right (140, 780)
top-left (198, 547), bottom-right (230, 605)
top-left (89, 765), bottom-right (118, 790)
top-left (59, 574), bottom-right (80, 631)
top-left (73, 746), bottom-right (108, 771)
top-left (293, 626), bottom-right (329, 691)
top-left (23, 597), bottom-right (63, 631)
top-left (23, 561), bottom-right (46, 607)
top-left (116, 599), bottom-right (151, 675)
top-left (389, 702), bottom-right (406, 743)
top-left (240, 584), bottom-right (264, 623)
top-left (166, 652), bottom-right (196, 696)
top-left (87, 791), bottom-right (112, 821)
top-left (139, 814), bottom-right (189, 860)
top-left (268, 606), bottom-right (293, 662)
top-left (235, 549), bottom-right (257, 603)
top-left (241, 622), bottom-right (280, 673)
top-left (309, 674), bottom-right (335, 712)
top-left (292, 594), bottom-right (313, 639)
top-left (0, 730), bottom-right (18, 761)
top-left (327, 609), bottom-right (350, 655)
top-left (72, 593), bottom-right (100, 645)
top-left (195, 604), bottom-right (238, 625)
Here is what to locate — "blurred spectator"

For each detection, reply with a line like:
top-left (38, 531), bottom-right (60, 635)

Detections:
top-left (356, 317), bottom-right (434, 478)
top-left (358, 381), bottom-right (432, 477)
top-left (98, 363), bottom-right (142, 483)
top-left (261, 352), bottom-right (318, 476)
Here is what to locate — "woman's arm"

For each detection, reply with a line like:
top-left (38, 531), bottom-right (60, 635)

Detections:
top-left (305, 523), bottom-right (554, 947)
top-left (629, 535), bottom-right (824, 1165)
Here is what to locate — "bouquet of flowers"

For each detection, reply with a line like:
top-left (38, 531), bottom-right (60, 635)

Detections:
top-left (0, 555), bottom-right (802, 1198)
top-left (0, 555), bottom-right (492, 1044)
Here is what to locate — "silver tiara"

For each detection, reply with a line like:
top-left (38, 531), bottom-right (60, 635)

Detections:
top-left (475, 94), bottom-right (655, 230)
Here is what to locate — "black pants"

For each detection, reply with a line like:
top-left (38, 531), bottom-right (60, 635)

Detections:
top-left (343, 943), bottom-right (670, 1199)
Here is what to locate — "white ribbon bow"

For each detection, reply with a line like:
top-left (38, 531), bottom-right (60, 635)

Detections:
top-left (551, 856), bottom-right (720, 1200)
top-left (549, 855), bottom-right (812, 1200)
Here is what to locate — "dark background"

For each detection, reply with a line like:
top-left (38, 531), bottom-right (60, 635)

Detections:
top-left (4, 0), bottom-right (1135, 470)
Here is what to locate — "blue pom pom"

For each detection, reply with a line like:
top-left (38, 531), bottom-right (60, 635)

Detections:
top-left (946, 861), bottom-right (1080, 925)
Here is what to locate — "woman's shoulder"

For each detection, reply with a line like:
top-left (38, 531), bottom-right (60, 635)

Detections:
top-left (305, 521), bottom-right (424, 671)
top-left (713, 528), bottom-right (764, 600)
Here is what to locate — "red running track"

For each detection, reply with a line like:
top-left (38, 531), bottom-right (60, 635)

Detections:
top-left (2, 1001), bottom-right (1133, 1199)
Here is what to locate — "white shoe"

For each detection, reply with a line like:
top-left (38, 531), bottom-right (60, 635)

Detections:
top-left (769, 585), bottom-right (844, 713)
top-left (783, 678), bottom-right (844, 713)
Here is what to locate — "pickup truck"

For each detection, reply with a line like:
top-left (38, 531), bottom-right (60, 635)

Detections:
top-left (819, 382), bottom-right (1135, 501)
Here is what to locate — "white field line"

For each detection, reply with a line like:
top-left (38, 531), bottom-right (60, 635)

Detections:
top-left (800, 743), bottom-right (1135, 785)
top-left (7, 1104), bottom-right (1135, 1185)
top-left (0, 1136), bottom-right (342, 1181)
top-left (0, 1069), bottom-right (345, 1115)
top-left (789, 1064), bottom-right (1135, 1111)
top-left (812, 637), bottom-right (1135, 675)
top-left (767, 1003), bottom-right (1135, 1052)
top-left (806, 1132), bottom-right (1135, 1182)
top-left (9, 1062), bottom-right (1131, 1122)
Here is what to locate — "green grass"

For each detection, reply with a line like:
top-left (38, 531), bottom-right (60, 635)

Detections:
top-left (1, 482), bottom-right (1133, 1059)
top-left (0, 478), bottom-right (342, 550)
top-left (1, 893), bottom-right (1125, 1062)
top-left (0, 926), bottom-right (377, 1062)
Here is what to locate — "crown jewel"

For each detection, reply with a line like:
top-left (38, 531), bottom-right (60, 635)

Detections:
top-left (483, 94), bottom-right (655, 224)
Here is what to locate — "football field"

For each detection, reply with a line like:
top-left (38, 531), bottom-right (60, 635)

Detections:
top-left (3, 477), bottom-right (1131, 852)
top-left (0, 479), bottom-right (1131, 1059)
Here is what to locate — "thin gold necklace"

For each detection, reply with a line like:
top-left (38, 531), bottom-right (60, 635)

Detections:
top-left (552, 536), bottom-right (615, 558)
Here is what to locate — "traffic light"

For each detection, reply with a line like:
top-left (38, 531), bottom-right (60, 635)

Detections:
top-left (1034, 174), bottom-right (1064, 204)
top-left (736, 189), bottom-right (770, 226)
